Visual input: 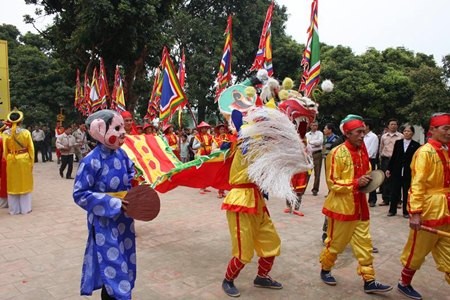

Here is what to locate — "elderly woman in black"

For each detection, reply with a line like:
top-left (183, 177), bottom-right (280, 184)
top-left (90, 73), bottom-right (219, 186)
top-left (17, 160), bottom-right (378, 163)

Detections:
top-left (385, 124), bottom-right (421, 218)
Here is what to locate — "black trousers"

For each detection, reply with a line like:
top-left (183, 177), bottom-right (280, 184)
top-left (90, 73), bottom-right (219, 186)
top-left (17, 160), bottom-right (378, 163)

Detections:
top-left (101, 286), bottom-right (116, 300)
top-left (34, 141), bottom-right (46, 162)
top-left (389, 176), bottom-right (410, 215)
top-left (368, 158), bottom-right (378, 205)
top-left (312, 151), bottom-right (323, 192)
top-left (60, 154), bottom-right (73, 178)
top-left (380, 156), bottom-right (392, 204)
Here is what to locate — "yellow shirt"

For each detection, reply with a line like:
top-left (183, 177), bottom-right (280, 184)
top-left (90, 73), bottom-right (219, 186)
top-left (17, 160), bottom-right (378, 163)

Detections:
top-left (3, 128), bottom-right (34, 194)
top-left (322, 141), bottom-right (371, 221)
top-left (221, 146), bottom-right (264, 214)
top-left (408, 140), bottom-right (450, 227)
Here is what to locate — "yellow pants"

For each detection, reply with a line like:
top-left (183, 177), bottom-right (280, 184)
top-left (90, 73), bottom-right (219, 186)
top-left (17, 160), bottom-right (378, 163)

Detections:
top-left (320, 218), bottom-right (375, 281)
top-left (226, 208), bottom-right (281, 263)
top-left (401, 224), bottom-right (450, 284)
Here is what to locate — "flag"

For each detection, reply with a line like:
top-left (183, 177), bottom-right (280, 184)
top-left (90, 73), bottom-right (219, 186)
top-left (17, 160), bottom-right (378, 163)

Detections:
top-left (98, 57), bottom-right (109, 110)
top-left (75, 69), bottom-right (83, 110)
top-left (159, 47), bottom-right (188, 123)
top-left (90, 67), bottom-right (102, 113)
top-left (215, 15), bottom-right (233, 101)
top-left (145, 68), bottom-right (161, 121)
top-left (178, 48), bottom-right (186, 87)
top-left (299, 0), bottom-right (320, 97)
top-left (83, 71), bottom-right (91, 115)
top-left (250, 1), bottom-right (274, 76)
top-left (111, 65), bottom-right (126, 112)
top-left (177, 49), bottom-right (187, 127)
top-left (121, 135), bottom-right (233, 193)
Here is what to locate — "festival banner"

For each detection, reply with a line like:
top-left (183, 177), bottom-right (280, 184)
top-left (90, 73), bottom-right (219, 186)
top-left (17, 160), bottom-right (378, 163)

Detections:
top-left (299, 0), bottom-right (320, 97)
top-left (249, 1), bottom-right (274, 76)
top-left (215, 15), bottom-right (233, 101)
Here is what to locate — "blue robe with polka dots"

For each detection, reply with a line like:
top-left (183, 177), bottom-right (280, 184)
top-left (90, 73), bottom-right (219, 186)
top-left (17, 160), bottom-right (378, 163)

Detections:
top-left (73, 144), bottom-right (136, 300)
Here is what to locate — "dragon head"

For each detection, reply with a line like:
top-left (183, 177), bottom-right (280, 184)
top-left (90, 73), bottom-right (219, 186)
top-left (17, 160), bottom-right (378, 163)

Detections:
top-left (278, 89), bottom-right (318, 139)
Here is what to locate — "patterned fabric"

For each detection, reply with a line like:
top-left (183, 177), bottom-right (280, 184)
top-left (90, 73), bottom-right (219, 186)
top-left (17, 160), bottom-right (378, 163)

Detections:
top-left (73, 144), bottom-right (136, 300)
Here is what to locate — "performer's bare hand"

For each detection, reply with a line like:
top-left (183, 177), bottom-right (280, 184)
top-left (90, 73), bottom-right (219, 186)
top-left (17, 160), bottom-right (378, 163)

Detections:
top-left (385, 170), bottom-right (391, 178)
top-left (121, 199), bottom-right (129, 212)
top-left (409, 214), bottom-right (421, 231)
top-left (358, 175), bottom-right (372, 187)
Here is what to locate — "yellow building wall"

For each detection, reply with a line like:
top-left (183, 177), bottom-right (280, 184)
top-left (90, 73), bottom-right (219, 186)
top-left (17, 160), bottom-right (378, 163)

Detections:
top-left (0, 40), bottom-right (11, 120)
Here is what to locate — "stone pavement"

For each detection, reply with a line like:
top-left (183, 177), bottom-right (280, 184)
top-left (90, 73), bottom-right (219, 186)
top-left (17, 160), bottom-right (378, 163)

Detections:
top-left (0, 161), bottom-right (448, 300)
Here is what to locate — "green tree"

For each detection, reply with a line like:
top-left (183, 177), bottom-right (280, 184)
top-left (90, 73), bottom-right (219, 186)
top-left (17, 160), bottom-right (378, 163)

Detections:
top-left (25, 0), bottom-right (180, 112)
top-left (1, 24), bottom-right (72, 126)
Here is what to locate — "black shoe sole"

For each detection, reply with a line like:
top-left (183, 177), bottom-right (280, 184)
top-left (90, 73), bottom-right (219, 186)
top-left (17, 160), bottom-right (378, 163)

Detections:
top-left (364, 286), bottom-right (393, 294)
top-left (254, 283), bottom-right (283, 289)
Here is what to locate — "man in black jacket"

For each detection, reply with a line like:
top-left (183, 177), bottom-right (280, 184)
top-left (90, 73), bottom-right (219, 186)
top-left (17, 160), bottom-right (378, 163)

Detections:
top-left (385, 124), bottom-right (420, 218)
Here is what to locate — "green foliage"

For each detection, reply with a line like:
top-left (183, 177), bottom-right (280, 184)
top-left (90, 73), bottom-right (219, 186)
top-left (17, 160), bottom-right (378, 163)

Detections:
top-left (2, 1), bottom-right (448, 133)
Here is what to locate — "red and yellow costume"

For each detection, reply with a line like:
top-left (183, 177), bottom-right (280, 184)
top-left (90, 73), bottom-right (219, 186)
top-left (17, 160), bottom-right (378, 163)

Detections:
top-left (320, 118), bottom-right (376, 282)
top-left (400, 137), bottom-right (450, 284)
top-left (194, 133), bottom-right (213, 156)
top-left (222, 144), bottom-right (281, 280)
top-left (164, 132), bottom-right (180, 159)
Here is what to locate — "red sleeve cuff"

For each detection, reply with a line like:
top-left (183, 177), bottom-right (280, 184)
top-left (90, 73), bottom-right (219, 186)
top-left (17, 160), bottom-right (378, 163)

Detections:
top-left (352, 179), bottom-right (359, 191)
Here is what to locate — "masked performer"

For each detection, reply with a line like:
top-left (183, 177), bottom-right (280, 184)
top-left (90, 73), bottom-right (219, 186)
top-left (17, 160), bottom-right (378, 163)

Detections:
top-left (3, 111), bottom-right (34, 215)
top-left (397, 113), bottom-right (450, 300)
top-left (221, 107), bottom-right (311, 297)
top-left (73, 110), bottom-right (136, 300)
top-left (319, 114), bottom-right (392, 294)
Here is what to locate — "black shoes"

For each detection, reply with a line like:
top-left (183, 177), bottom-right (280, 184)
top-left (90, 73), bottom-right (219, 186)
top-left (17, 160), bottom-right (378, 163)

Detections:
top-left (222, 279), bottom-right (240, 297)
top-left (397, 282), bottom-right (422, 299)
top-left (253, 276), bottom-right (283, 289)
top-left (363, 280), bottom-right (393, 294)
top-left (387, 212), bottom-right (396, 217)
top-left (320, 270), bottom-right (337, 285)
top-left (59, 170), bottom-right (63, 178)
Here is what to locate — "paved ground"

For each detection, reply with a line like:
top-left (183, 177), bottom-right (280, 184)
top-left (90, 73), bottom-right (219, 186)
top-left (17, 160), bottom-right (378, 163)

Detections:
top-left (0, 160), bottom-right (448, 300)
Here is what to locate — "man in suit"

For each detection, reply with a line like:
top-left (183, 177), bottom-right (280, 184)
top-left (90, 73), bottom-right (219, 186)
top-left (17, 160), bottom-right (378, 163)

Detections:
top-left (386, 124), bottom-right (420, 218)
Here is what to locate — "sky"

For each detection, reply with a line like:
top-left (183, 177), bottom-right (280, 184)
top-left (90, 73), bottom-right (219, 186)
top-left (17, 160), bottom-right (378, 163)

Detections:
top-left (1, 0), bottom-right (449, 64)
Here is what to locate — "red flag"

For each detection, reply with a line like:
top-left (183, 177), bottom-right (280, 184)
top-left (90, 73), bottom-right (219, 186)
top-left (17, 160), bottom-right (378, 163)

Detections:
top-left (215, 15), bottom-right (233, 101)
top-left (111, 65), bottom-right (126, 112)
top-left (178, 48), bottom-right (186, 87)
top-left (98, 57), bottom-right (109, 110)
top-left (82, 71), bottom-right (91, 115)
top-left (75, 69), bottom-right (83, 110)
top-left (145, 68), bottom-right (161, 121)
top-left (250, 1), bottom-right (274, 76)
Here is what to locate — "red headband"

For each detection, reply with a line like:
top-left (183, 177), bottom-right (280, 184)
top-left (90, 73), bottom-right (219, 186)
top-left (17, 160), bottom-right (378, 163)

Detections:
top-left (342, 119), bottom-right (365, 134)
top-left (121, 111), bottom-right (133, 119)
top-left (430, 114), bottom-right (450, 127)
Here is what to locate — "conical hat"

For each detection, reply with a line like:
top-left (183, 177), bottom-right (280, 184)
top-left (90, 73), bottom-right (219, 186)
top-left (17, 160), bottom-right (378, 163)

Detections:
top-left (162, 123), bottom-right (173, 133)
top-left (197, 121), bottom-right (211, 128)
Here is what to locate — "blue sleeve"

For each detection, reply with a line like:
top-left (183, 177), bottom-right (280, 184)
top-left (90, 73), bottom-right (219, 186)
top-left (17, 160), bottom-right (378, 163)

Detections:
top-left (73, 158), bottom-right (123, 218)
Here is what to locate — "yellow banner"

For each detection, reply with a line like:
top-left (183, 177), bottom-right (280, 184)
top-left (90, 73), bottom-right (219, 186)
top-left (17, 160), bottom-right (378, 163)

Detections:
top-left (0, 40), bottom-right (11, 120)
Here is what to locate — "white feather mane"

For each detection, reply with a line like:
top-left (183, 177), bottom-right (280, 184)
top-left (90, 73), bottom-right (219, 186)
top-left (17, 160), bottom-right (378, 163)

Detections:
top-left (239, 107), bottom-right (313, 204)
